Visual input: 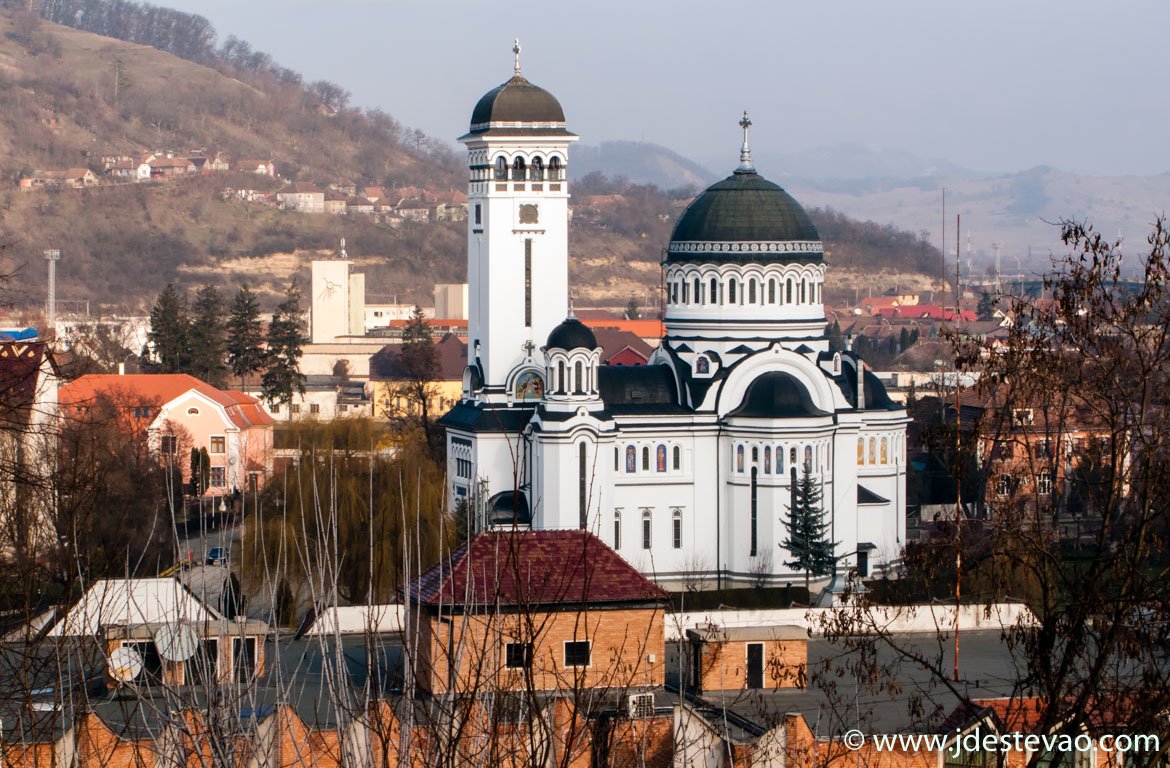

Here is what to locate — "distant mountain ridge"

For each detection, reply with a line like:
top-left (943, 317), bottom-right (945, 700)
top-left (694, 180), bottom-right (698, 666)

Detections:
top-left (571, 141), bottom-right (716, 191)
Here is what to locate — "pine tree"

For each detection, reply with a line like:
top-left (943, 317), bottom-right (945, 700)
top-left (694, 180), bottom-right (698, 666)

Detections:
top-left (977, 290), bottom-right (995, 321)
top-left (188, 284), bottom-right (227, 386)
top-left (828, 320), bottom-right (845, 352)
top-left (782, 463), bottom-right (837, 590)
top-left (261, 284), bottom-right (306, 407)
top-left (148, 283), bottom-right (191, 373)
top-left (226, 285), bottom-right (266, 384)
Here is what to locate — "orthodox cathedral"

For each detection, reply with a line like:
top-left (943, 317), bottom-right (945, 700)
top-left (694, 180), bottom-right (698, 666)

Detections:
top-left (440, 45), bottom-right (908, 588)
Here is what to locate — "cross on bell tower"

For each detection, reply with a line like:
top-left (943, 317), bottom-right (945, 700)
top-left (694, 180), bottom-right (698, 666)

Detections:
top-left (513, 38), bottom-right (522, 75)
top-left (738, 110), bottom-right (754, 172)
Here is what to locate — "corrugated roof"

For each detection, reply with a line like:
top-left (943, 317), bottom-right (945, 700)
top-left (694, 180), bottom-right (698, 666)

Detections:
top-left (405, 530), bottom-right (668, 609)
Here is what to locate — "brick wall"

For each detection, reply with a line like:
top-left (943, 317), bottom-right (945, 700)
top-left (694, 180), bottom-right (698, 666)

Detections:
top-left (693, 636), bottom-right (806, 692)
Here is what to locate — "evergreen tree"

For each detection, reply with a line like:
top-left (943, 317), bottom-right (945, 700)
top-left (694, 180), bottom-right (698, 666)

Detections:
top-left (782, 463), bottom-right (837, 589)
top-left (977, 290), bottom-right (995, 321)
top-left (148, 283), bottom-right (191, 373)
top-left (625, 296), bottom-right (640, 320)
top-left (261, 284), bottom-right (306, 407)
top-left (226, 285), bottom-right (266, 384)
top-left (189, 447), bottom-right (210, 496)
top-left (828, 320), bottom-right (844, 352)
top-left (188, 284), bottom-right (227, 386)
top-left (393, 305), bottom-right (441, 452)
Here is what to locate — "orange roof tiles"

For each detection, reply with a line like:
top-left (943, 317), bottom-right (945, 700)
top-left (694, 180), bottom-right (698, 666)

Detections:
top-left (60, 374), bottom-right (275, 430)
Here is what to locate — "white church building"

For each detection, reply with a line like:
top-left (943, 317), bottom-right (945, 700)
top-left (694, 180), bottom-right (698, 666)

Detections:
top-left (440, 47), bottom-right (908, 588)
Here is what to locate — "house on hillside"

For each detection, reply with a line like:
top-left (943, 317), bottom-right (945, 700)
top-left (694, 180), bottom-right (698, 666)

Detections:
top-left (236, 159), bottom-right (276, 176)
top-left (58, 374), bottom-right (275, 495)
top-left (276, 181), bottom-right (324, 213)
top-left (323, 191), bottom-right (348, 215)
top-left (19, 168), bottom-right (99, 190)
top-left (188, 151), bottom-right (230, 173)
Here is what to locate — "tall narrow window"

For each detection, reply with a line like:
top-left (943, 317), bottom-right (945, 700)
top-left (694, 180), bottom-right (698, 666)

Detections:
top-left (694, 278), bottom-right (701, 304)
top-left (728, 278), bottom-right (737, 304)
top-left (672, 445), bottom-right (681, 471)
top-left (524, 240), bottom-right (533, 326)
top-left (579, 442), bottom-right (587, 529)
top-left (768, 278), bottom-right (776, 303)
top-left (530, 156), bottom-right (544, 180)
top-left (800, 279), bottom-right (807, 303)
top-left (626, 445), bottom-right (636, 473)
top-left (749, 278), bottom-right (757, 304)
top-left (750, 467), bottom-right (758, 557)
top-left (614, 509), bottom-right (622, 549)
top-left (656, 444), bottom-right (667, 472)
top-left (474, 204), bottom-right (482, 224)
top-left (574, 361), bottom-right (584, 394)
top-left (711, 277), bottom-right (719, 304)
top-left (614, 446), bottom-right (619, 471)
top-left (682, 281), bottom-right (689, 303)
top-left (548, 157), bottom-right (562, 180)
top-left (511, 157), bottom-right (526, 180)
top-left (494, 157), bottom-right (507, 180)
top-left (642, 509), bottom-right (652, 549)
top-left (672, 509), bottom-right (682, 549)
top-left (736, 445), bottom-right (745, 473)
top-left (642, 447), bottom-right (650, 471)
top-left (777, 446), bottom-right (784, 474)
top-left (786, 278), bottom-right (793, 303)
top-left (557, 360), bottom-right (566, 394)
top-left (764, 446), bottom-right (771, 474)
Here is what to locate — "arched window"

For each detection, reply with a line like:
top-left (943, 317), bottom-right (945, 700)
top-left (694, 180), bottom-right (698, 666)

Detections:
top-left (642, 509), bottom-right (652, 549)
top-left (656, 445), bottom-right (667, 472)
top-left (710, 277), bottom-right (719, 304)
top-left (858, 438), bottom-right (865, 464)
top-left (557, 360), bottom-right (566, 394)
top-left (728, 278), bottom-right (737, 305)
top-left (736, 445), bottom-right (745, 473)
top-left (881, 437), bottom-right (889, 464)
top-left (614, 509), bottom-right (621, 549)
top-left (672, 445), bottom-right (681, 470)
top-left (494, 157), bottom-right (508, 180)
top-left (672, 509), bottom-right (682, 549)
top-left (869, 437), bottom-right (877, 465)
top-left (749, 278), bottom-right (757, 304)
top-left (511, 157), bottom-right (526, 181)
top-left (614, 446), bottom-right (619, 471)
top-left (800, 279), bottom-right (807, 304)
top-left (530, 156), bottom-right (544, 181)
top-left (548, 157), bottom-right (562, 180)
top-left (694, 278), bottom-right (701, 304)
top-left (790, 446), bottom-right (797, 466)
top-left (626, 445), bottom-right (636, 473)
top-left (804, 445), bottom-right (813, 471)
top-left (574, 361), bottom-right (584, 394)
top-left (642, 447), bottom-right (650, 471)
top-left (776, 446), bottom-right (784, 474)
top-left (682, 280), bottom-right (690, 303)
top-left (786, 278), bottom-right (794, 303)
top-left (764, 446), bottom-right (771, 474)
top-left (768, 278), bottom-right (776, 303)
top-left (751, 446), bottom-right (758, 464)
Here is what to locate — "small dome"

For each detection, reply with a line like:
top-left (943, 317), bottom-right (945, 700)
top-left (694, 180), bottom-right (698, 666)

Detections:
top-left (729, 371), bottom-right (829, 418)
top-left (665, 169), bottom-right (821, 264)
top-left (469, 75), bottom-right (566, 130)
top-left (546, 317), bottom-right (597, 351)
top-left (487, 490), bottom-right (530, 527)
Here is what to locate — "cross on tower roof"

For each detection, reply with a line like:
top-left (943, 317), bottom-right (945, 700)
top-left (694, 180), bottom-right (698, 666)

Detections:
top-left (738, 110), bottom-right (754, 172)
top-left (513, 38), bottom-right (522, 76)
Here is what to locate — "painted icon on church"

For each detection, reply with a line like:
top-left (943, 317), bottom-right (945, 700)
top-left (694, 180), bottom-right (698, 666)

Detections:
top-left (736, 445), bottom-right (744, 473)
top-left (513, 370), bottom-right (545, 401)
top-left (804, 445), bottom-right (813, 471)
top-left (695, 355), bottom-right (710, 375)
top-left (764, 446), bottom-right (771, 474)
top-left (656, 444), bottom-right (667, 472)
top-left (519, 203), bottom-right (540, 224)
top-left (626, 445), bottom-right (637, 473)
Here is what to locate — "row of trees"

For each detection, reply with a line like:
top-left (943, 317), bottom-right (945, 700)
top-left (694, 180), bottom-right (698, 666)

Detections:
top-left (147, 282), bottom-right (305, 405)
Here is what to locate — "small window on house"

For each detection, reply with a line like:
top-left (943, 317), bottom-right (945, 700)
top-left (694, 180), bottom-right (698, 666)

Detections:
top-left (209, 436), bottom-right (226, 454)
top-left (232, 637), bottom-right (257, 682)
top-left (996, 474), bottom-right (1013, 497)
top-left (564, 641), bottom-right (590, 667)
top-left (310, 403), bottom-right (321, 414)
top-left (187, 407), bottom-right (200, 416)
top-left (494, 157), bottom-right (508, 179)
top-left (210, 467), bottom-right (227, 488)
top-left (271, 403), bottom-right (280, 414)
top-left (133, 406), bottom-right (151, 419)
top-left (290, 404), bottom-right (301, 414)
top-left (160, 434), bottom-right (178, 454)
top-left (505, 642), bottom-right (533, 669)
top-left (1036, 473), bottom-right (1053, 496)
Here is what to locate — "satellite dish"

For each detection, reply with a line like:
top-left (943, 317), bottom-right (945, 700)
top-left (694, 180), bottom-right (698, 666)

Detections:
top-left (108, 646), bottom-right (143, 683)
top-left (154, 622), bottom-right (199, 662)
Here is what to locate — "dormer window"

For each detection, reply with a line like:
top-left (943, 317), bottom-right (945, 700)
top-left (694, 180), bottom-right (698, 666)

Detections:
top-left (548, 157), bottom-right (562, 180)
top-left (511, 157), bottom-right (527, 181)
top-left (530, 157), bottom-right (544, 181)
top-left (494, 157), bottom-right (508, 180)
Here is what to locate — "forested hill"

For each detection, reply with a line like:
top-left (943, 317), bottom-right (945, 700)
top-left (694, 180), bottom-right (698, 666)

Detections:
top-left (0, 1), bottom-right (942, 313)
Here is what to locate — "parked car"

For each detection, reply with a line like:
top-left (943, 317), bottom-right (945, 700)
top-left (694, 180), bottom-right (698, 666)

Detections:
top-left (206, 546), bottom-right (227, 566)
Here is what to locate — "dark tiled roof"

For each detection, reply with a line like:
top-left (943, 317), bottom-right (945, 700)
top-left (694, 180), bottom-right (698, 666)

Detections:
top-left (468, 75), bottom-right (566, 129)
top-left (666, 170), bottom-right (821, 264)
top-left (371, 334), bottom-right (467, 380)
top-left (437, 402), bottom-right (534, 433)
top-left (406, 530), bottom-right (668, 609)
top-left (597, 365), bottom-right (679, 409)
top-left (857, 485), bottom-right (890, 505)
top-left (727, 371), bottom-right (830, 419)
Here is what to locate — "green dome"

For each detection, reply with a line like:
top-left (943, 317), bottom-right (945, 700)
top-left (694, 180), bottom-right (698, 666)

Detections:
top-left (665, 169), bottom-right (822, 264)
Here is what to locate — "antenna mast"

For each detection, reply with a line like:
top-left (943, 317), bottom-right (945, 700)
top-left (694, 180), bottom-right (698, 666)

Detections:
top-left (953, 213), bottom-right (962, 683)
top-left (44, 249), bottom-right (61, 338)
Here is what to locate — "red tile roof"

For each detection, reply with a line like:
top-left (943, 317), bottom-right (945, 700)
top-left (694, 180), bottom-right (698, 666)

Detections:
top-left (406, 529), bottom-right (669, 609)
top-left (60, 374), bottom-right (275, 430)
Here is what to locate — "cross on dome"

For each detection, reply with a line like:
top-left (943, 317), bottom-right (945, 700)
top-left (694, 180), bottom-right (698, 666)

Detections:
top-left (513, 38), bottom-right (522, 76)
top-left (738, 110), bottom-right (754, 172)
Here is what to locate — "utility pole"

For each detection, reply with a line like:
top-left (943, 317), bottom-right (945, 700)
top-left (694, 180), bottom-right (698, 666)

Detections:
top-left (44, 249), bottom-right (60, 338)
top-left (953, 214), bottom-right (962, 683)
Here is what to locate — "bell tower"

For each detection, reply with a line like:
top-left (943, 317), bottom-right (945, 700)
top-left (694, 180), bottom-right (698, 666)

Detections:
top-left (460, 41), bottom-right (578, 402)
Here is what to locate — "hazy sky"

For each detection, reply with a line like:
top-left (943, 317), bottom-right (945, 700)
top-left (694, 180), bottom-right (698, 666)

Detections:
top-left (162, 0), bottom-right (1170, 177)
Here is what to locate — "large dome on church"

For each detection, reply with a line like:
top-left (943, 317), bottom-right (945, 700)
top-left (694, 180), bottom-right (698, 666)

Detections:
top-left (665, 168), bottom-right (822, 265)
top-left (469, 75), bottom-right (566, 131)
